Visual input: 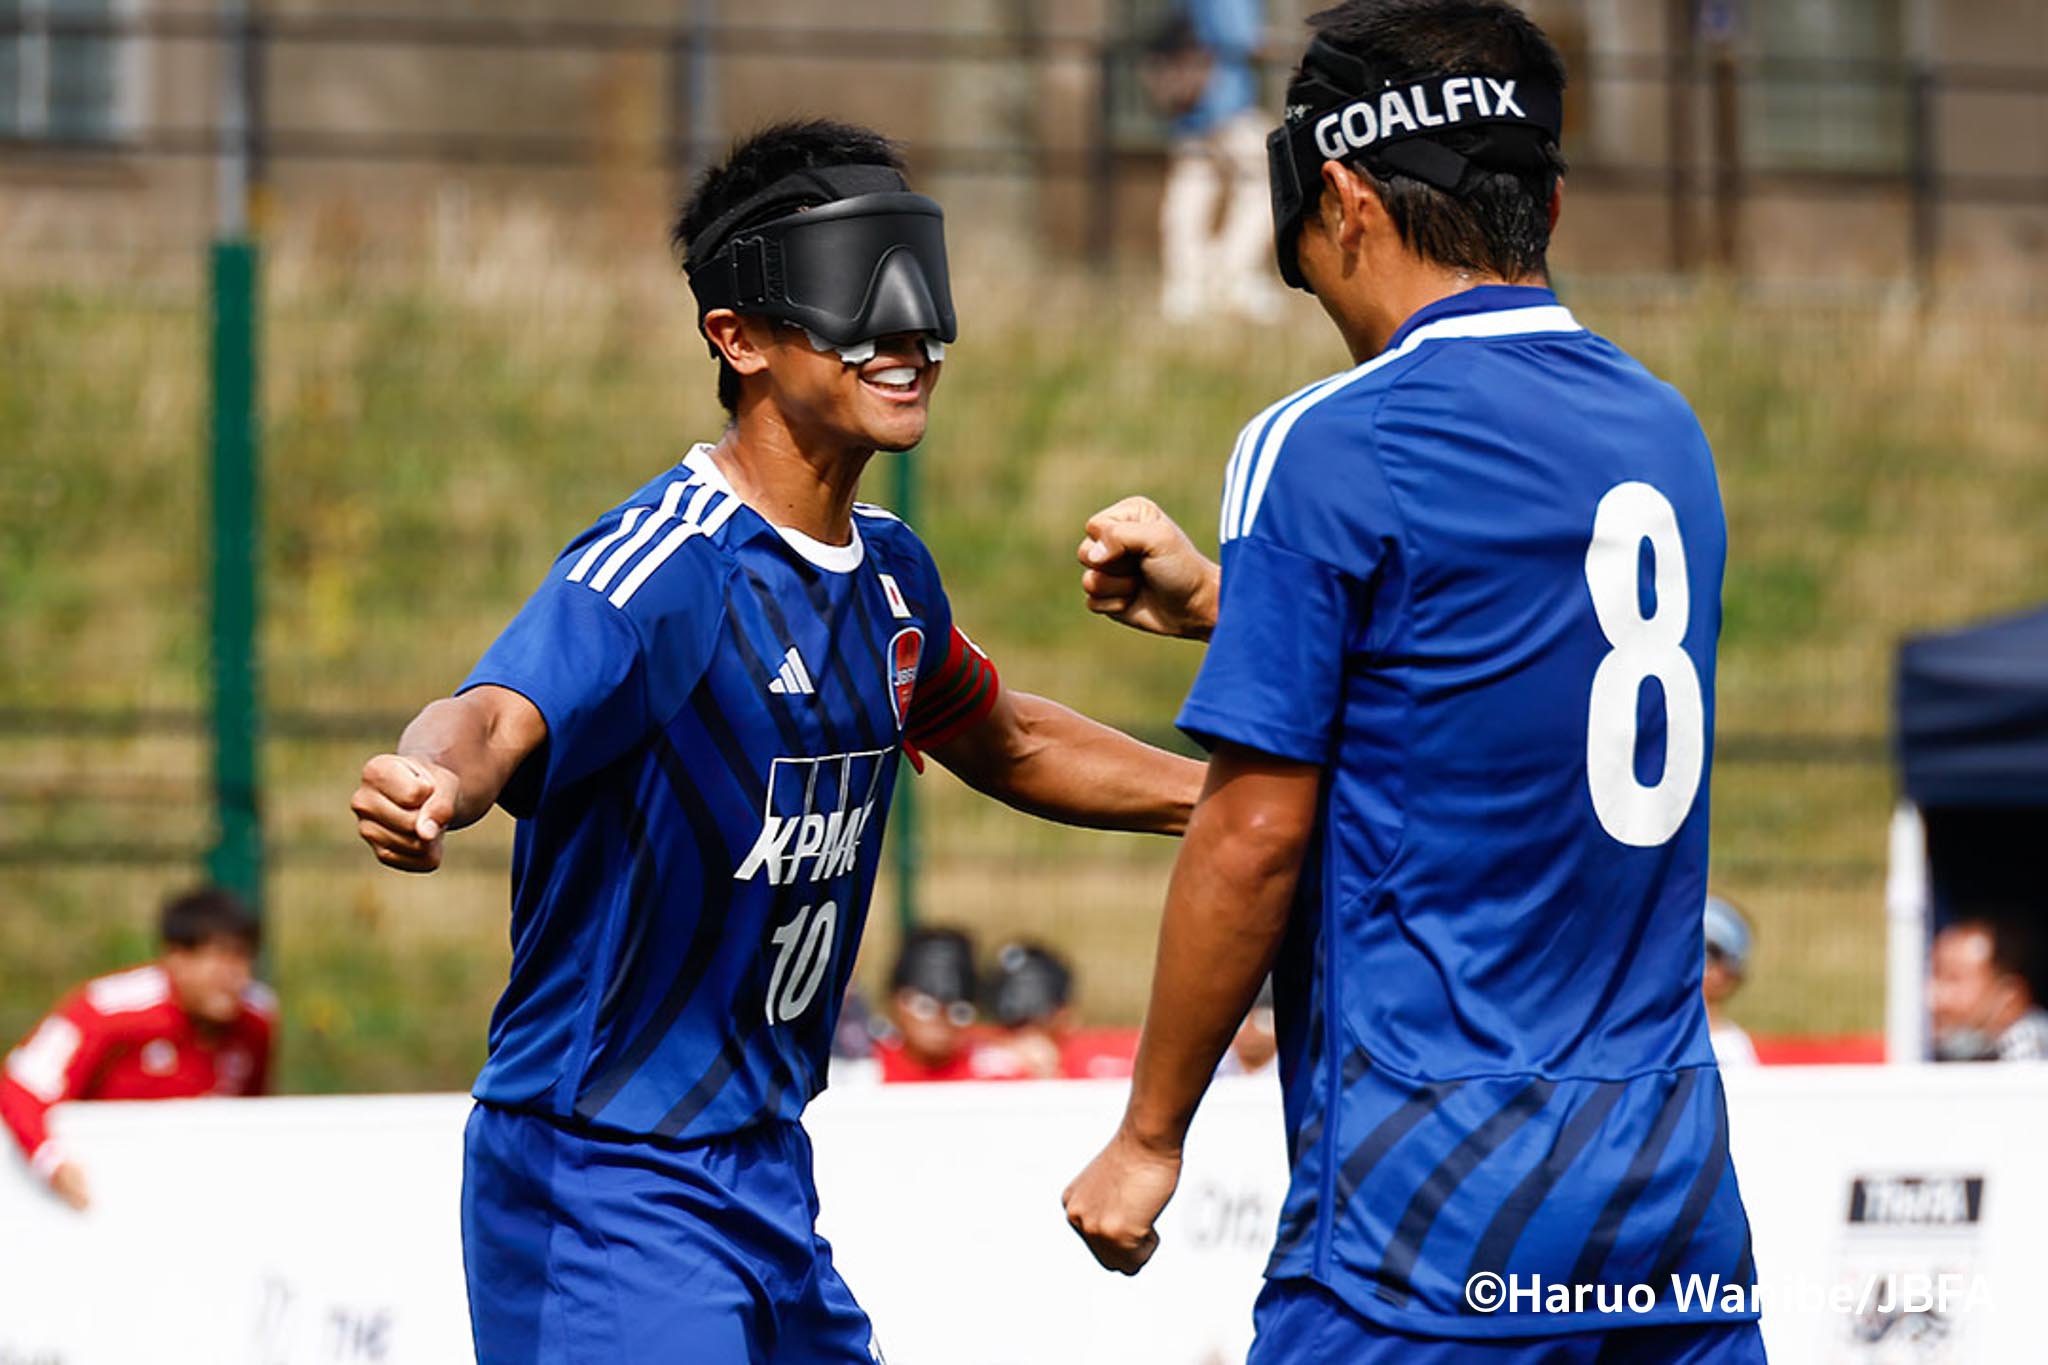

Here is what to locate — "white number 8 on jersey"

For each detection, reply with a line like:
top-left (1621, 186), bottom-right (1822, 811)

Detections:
top-left (1583, 482), bottom-right (1706, 848)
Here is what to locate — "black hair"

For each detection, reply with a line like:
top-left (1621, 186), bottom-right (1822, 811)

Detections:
top-left (1992, 917), bottom-right (2043, 993)
top-left (988, 941), bottom-right (1074, 1028)
top-left (159, 885), bottom-right (260, 954)
top-left (890, 926), bottom-right (977, 1004)
top-left (1955, 914), bottom-right (2047, 1004)
top-left (1302, 0), bottom-right (1568, 280)
top-left (672, 118), bottom-right (907, 414)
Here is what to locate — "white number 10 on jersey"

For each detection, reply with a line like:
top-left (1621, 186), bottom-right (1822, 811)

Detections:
top-left (766, 901), bottom-right (838, 1025)
top-left (1583, 482), bottom-right (1706, 848)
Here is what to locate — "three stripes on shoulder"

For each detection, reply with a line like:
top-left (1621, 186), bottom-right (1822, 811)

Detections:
top-left (566, 476), bottom-right (741, 608)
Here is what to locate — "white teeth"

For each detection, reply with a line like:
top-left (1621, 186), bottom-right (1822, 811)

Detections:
top-left (871, 367), bottom-right (917, 387)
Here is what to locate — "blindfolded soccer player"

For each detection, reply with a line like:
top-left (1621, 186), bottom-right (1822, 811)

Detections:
top-left (351, 119), bottom-right (1204, 1363)
top-left (1062, 3), bottom-right (1764, 1362)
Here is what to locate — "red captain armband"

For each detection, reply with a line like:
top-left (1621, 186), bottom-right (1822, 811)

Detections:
top-left (901, 625), bottom-right (1001, 772)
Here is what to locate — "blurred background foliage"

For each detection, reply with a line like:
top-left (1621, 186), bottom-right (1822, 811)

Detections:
top-left (5, 227), bottom-right (2047, 1090)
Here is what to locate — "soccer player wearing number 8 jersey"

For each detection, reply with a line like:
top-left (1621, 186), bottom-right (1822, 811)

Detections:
top-left (1063, 4), bottom-right (1765, 1362)
top-left (351, 120), bottom-right (1204, 1364)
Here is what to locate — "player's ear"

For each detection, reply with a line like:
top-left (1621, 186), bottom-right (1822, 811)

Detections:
top-left (1321, 159), bottom-right (1381, 256)
top-left (702, 309), bottom-right (773, 379)
top-left (1548, 178), bottom-right (1564, 234)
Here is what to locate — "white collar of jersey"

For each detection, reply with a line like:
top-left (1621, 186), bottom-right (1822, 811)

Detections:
top-left (682, 443), bottom-right (867, 574)
top-left (771, 520), bottom-right (865, 573)
top-left (1397, 303), bottom-right (1581, 347)
top-left (1219, 303), bottom-right (1585, 543)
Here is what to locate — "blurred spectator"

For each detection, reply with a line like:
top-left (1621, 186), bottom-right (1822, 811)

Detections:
top-left (832, 984), bottom-right (876, 1061)
top-left (1702, 896), bottom-right (1758, 1067)
top-left (1144, 0), bottom-right (1281, 323)
top-left (825, 984), bottom-right (882, 1087)
top-left (875, 927), bottom-right (1015, 1083)
top-left (0, 887), bottom-right (275, 1210)
top-left (987, 941), bottom-right (1135, 1080)
top-left (1930, 918), bottom-right (2048, 1062)
top-left (989, 941), bottom-right (1077, 1079)
top-left (1215, 977), bottom-right (1277, 1078)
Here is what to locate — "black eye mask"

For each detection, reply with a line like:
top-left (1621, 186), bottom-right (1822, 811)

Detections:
top-left (686, 164), bottom-right (958, 349)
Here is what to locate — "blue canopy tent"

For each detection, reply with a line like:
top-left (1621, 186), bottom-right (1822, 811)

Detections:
top-left (1888, 605), bottom-right (2048, 1061)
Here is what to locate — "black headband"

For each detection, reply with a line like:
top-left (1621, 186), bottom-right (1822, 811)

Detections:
top-left (1267, 38), bottom-right (1564, 290)
top-left (684, 163), bottom-right (909, 269)
top-left (1284, 38), bottom-right (1563, 190)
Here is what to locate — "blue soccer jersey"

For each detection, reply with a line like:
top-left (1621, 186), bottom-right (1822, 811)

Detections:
top-left (461, 444), bottom-right (990, 1143)
top-left (1182, 287), bottom-right (1755, 1337)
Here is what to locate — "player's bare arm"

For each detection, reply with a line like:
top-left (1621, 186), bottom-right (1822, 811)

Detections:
top-left (1063, 742), bottom-right (1318, 1273)
top-left (925, 689), bottom-right (1204, 836)
top-left (351, 685), bottom-right (547, 872)
top-left (1076, 496), bottom-right (1220, 641)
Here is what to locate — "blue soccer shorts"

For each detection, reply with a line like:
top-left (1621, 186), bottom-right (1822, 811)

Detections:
top-left (461, 1102), bottom-right (882, 1365)
top-left (1249, 1278), bottom-right (1767, 1364)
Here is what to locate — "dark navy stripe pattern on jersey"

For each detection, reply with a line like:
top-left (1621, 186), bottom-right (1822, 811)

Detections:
top-left (461, 444), bottom-right (958, 1143)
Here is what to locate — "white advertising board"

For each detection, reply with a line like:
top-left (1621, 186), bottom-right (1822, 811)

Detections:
top-left (0, 1067), bottom-right (2041, 1363)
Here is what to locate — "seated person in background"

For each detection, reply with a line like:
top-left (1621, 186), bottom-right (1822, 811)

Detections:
top-left (875, 927), bottom-right (1013, 1083)
top-left (1703, 895), bottom-right (1758, 1067)
top-left (1214, 977), bottom-right (1277, 1078)
top-left (989, 941), bottom-right (1135, 1080)
top-left (0, 886), bottom-right (275, 1210)
top-left (1931, 916), bottom-right (2048, 1062)
top-left (990, 941), bottom-right (1077, 1080)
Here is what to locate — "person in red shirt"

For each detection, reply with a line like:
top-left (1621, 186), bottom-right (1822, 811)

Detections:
top-left (989, 940), bottom-right (1136, 1081)
top-left (0, 886), bottom-right (275, 1210)
top-left (989, 940), bottom-right (1077, 1079)
top-left (874, 927), bottom-right (1025, 1082)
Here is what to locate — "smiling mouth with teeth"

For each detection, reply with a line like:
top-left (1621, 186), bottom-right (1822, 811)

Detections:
top-left (865, 366), bottom-right (921, 396)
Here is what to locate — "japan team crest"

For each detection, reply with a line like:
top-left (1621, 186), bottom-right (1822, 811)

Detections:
top-left (887, 627), bottom-right (923, 729)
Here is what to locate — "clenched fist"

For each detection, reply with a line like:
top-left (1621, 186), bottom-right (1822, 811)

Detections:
top-left (352, 753), bottom-right (462, 872)
top-left (1061, 1126), bottom-right (1184, 1276)
top-left (1077, 496), bottom-right (1220, 641)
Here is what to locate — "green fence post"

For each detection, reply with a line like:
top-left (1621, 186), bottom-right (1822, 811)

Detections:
top-left (206, 238), bottom-right (264, 910)
top-left (891, 443), bottom-right (921, 938)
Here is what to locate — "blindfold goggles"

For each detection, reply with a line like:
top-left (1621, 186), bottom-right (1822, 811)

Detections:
top-left (686, 164), bottom-right (958, 351)
top-left (1267, 37), bottom-right (1564, 291)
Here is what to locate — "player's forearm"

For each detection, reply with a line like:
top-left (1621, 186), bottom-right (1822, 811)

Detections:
top-left (1120, 757), bottom-right (1312, 1154)
top-left (395, 693), bottom-right (531, 829)
top-left (940, 692), bottom-right (1203, 835)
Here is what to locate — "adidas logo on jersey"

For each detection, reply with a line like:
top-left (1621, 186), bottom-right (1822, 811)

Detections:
top-left (767, 647), bottom-right (815, 696)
